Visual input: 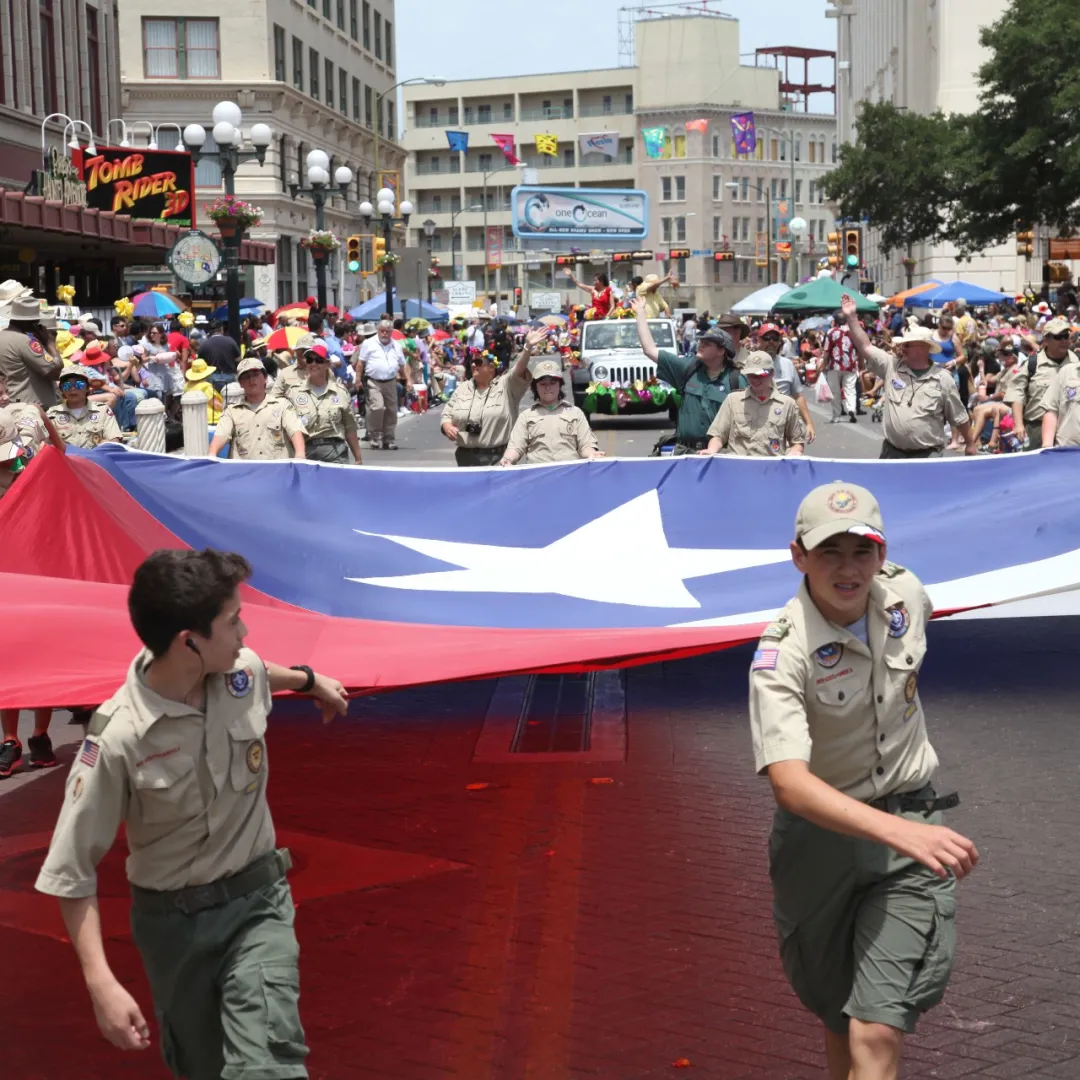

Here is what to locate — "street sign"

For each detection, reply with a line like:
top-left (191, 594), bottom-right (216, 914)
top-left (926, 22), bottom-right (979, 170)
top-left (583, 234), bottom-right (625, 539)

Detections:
top-left (691, 249), bottom-right (712, 256)
top-left (446, 280), bottom-right (477, 305)
top-left (531, 291), bottom-right (562, 311)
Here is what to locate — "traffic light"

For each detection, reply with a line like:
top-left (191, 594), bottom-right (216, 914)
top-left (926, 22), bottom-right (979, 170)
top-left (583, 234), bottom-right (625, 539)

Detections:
top-left (346, 234), bottom-right (361, 273)
top-left (513, 287), bottom-right (522, 304)
top-left (713, 251), bottom-right (735, 262)
top-left (1016, 230), bottom-right (1034, 258)
top-left (827, 231), bottom-right (841, 268)
top-left (373, 235), bottom-right (386, 265)
top-left (843, 227), bottom-right (861, 269)
top-left (668, 248), bottom-right (691, 260)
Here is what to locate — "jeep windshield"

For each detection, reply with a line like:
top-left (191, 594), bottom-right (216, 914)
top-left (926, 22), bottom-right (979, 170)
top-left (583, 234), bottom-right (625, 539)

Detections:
top-left (582, 320), bottom-right (674, 351)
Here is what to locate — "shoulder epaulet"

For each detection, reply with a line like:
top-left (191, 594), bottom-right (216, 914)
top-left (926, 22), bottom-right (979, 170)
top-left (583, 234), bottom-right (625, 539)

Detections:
top-left (877, 561), bottom-right (907, 579)
top-left (759, 615), bottom-right (791, 642)
top-left (87, 700), bottom-right (118, 736)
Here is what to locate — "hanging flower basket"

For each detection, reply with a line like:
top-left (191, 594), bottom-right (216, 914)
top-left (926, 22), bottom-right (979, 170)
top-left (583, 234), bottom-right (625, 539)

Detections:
top-left (300, 229), bottom-right (341, 257)
top-left (901, 256), bottom-right (916, 269)
top-left (205, 195), bottom-right (262, 238)
top-left (376, 252), bottom-right (401, 269)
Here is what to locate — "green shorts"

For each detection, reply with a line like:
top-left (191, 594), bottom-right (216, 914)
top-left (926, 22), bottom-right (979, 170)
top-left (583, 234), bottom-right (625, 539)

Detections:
top-left (769, 791), bottom-right (957, 1035)
top-left (130, 876), bottom-right (309, 1080)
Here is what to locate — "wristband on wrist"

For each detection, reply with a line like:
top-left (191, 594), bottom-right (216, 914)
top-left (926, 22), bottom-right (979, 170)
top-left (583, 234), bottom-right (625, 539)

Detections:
top-left (289, 664), bottom-right (315, 693)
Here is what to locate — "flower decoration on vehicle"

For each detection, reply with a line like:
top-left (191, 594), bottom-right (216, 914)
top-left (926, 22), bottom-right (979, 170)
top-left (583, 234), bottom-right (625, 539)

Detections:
top-left (582, 377), bottom-right (680, 414)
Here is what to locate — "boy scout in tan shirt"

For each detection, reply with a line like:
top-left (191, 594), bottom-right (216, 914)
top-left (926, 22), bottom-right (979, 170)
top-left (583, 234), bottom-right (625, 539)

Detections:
top-left (703, 351), bottom-right (804, 456)
top-left (46, 366), bottom-right (123, 448)
top-left (35, 548), bottom-right (348, 1080)
top-left (749, 482), bottom-right (978, 1080)
top-left (1040, 353), bottom-right (1080, 448)
top-left (1005, 316), bottom-right (1077, 448)
top-left (208, 357), bottom-right (306, 460)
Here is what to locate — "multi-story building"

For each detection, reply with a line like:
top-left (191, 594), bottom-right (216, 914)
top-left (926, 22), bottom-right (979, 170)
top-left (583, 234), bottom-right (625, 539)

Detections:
top-left (401, 14), bottom-right (838, 313)
top-left (117, 0), bottom-right (404, 308)
top-left (835, 0), bottom-right (1040, 296)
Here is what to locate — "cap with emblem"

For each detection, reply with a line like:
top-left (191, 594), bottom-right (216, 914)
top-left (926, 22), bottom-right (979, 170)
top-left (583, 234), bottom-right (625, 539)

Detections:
top-left (741, 351), bottom-right (775, 376)
top-left (237, 357), bottom-right (266, 376)
top-left (795, 482), bottom-right (886, 550)
top-left (532, 358), bottom-right (562, 380)
top-left (294, 332), bottom-right (317, 351)
top-left (1042, 316), bottom-right (1071, 336)
top-left (758, 322), bottom-right (782, 338)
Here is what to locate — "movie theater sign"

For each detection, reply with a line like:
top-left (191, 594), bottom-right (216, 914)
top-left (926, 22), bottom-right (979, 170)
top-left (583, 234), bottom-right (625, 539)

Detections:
top-left (72, 146), bottom-right (197, 228)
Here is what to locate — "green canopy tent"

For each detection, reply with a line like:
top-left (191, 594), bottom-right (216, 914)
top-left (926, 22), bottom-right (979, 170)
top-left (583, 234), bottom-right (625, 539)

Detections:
top-left (770, 276), bottom-right (879, 316)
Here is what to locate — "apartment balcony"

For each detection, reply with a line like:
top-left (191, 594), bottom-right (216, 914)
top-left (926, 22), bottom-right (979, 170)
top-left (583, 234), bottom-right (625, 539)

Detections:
top-left (414, 160), bottom-right (462, 176)
top-left (578, 103), bottom-right (633, 117)
top-left (461, 113), bottom-right (515, 126)
top-left (519, 106), bottom-right (573, 121)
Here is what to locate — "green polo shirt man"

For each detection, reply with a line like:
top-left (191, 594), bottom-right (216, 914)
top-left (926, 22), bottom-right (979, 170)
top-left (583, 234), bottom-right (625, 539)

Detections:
top-left (634, 298), bottom-right (745, 450)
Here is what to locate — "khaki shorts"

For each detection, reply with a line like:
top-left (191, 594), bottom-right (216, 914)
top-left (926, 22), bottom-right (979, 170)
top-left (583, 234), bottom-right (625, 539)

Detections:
top-left (769, 791), bottom-right (957, 1034)
top-left (130, 877), bottom-right (309, 1080)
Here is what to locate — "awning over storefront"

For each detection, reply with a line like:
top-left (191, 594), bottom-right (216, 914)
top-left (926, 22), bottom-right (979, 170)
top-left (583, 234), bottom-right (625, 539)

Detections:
top-left (0, 189), bottom-right (274, 266)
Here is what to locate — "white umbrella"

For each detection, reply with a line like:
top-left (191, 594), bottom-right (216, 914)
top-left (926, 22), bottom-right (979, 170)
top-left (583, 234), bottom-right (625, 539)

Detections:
top-left (730, 282), bottom-right (793, 315)
top-left (867, 293), bottom-right (888, 304)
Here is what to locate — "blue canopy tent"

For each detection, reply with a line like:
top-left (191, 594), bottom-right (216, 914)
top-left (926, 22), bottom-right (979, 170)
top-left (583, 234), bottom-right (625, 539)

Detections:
top-left (210, 298), bottom-right (265, 321)
top-left (347, 291), bottom-right (449, 322)
top-left (904, 280), bottom-right (1013, 307)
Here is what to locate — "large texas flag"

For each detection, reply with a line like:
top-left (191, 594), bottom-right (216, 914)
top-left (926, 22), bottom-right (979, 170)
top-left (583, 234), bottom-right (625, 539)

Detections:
top-left (3, 445), bottom-right (1080, 708)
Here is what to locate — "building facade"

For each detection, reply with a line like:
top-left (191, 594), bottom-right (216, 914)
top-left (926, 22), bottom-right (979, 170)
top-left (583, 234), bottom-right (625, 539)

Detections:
top-left (835, 0), bottom-right (1042, 297)
top-left (117, 0), bottom-right (404, 309)
top-left (401, 14), bottom-right (838, 314)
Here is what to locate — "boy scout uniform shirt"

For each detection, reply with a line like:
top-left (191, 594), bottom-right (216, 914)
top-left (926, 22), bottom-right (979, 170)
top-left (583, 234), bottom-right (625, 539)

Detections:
top-left (748, 564), bottom-right (939, 802)
top-left (35, 648), bottom-right (275, 897)
top-left (1040, 360), bottom-right (1080, 446)
top-left (655, 349), bottom-right (746, 440)
top-left (706, 387), bottom-right (805, 456)
top-left (506, 400), bottom-right (598, 464)
top-left (46, 401), bottom-right (121, 448)
top-left (1005, 349), bottom-right (1077, 425)
top-left (4, 401), bottom-right (48, 454)
top-left (0, 328), bottom-right (62, 407)
top-left (443, 372), bottom-right (529, 448)
top-left (214, 397), bottom-right (305, 459)
top-left (287, 378), bottom-right (357, 441)
top-left (863, 345), bottom-right (968, 451)
top-left (269, 363), bottom-right (303, 400)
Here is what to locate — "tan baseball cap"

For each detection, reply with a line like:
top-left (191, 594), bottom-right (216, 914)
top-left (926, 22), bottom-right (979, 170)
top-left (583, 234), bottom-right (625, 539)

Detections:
top-left (237, 357), bottom-right (266, 375)
top-left (533, 358), bottom-right (562, 379)
top-left (741, 351), bottom-right (775, 376)
top-left (795, 482), bottom-right (886, 550)
top-left (1042, 316), bottom-right (1071, 335)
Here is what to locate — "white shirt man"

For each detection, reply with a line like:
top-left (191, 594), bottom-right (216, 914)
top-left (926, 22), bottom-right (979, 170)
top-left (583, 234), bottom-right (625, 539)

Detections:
top-left (356, 323), bottom-right (406, 450)
top-left (357, 328), bottom-right (405, 380)
top-left (465, 322), bottom-right (486, 351)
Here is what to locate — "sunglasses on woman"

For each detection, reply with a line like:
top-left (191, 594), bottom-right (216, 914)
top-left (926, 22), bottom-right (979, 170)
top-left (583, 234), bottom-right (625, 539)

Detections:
top-left (1044, 332), bottom-right (1071, 340)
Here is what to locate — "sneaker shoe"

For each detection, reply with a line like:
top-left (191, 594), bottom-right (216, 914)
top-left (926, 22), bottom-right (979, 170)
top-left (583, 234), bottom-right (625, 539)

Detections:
top-left (0, 739), bottom-right (22, 779)
top-left (27, 733), bottom-right (57, 769)
top-left (384, 441), bottom-right (399, 451)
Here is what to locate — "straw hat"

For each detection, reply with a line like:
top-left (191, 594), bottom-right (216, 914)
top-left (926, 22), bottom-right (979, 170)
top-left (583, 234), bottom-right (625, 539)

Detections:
top-left (893, 325), bottom-right (942, 354)
top-left (186, 358), bottom-right (217, 381)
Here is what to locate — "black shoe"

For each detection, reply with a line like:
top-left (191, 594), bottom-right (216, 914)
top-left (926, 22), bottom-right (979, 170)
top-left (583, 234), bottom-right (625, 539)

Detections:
top-left (27, 733), bottom-right (57, 769)
top-left (0, 739), bottom-right (22, 779)
top-left (849, 413), bottom-right (857, 423)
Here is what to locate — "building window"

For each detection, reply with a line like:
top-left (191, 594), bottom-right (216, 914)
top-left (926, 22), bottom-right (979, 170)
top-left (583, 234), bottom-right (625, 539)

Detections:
top-left (448, 105), bottom-right (458, 125)
top-left (373, 10), bottom-right (382, 58)
top-left (292, 37), bottom-right (303, 90)
top-left (675, 175), bottom-right (685, 200)
top-left (86, 5), bottom-right (103, 134)
top-left (309, 48), bottom-right (319, 99)
top-left (273, 25), bottom-right (286, 81)
top-left (742, 216), bottom-right (751, 241)
top-left (672, 133), bottom-right (686, 159)
top-left (336, 0), bottom-right (345, 29)
top-left (563, 97), bottom-right (573, 117)
top-left (676, 256), bottom-right (686, 279)
top-left (755, 264), bottom-right (764, 283)
top-left (661, 176), bottom-right (671, 201)
top-left (503, 102), bottom-right (512, 119)
top-left (563, 147), bottom-right (574, 167)
top-left (808, 140), bottom-right (817, 164)
top-left (428, 106), bottom-right (437, 125)
top-left (478, 103), bottom-right (491, 123)
top-left (478, 152), bottom-right (492, 171)
top-left (278, 134), bottom-right (287, 189)
top-left (339, 69), bottom-right (347, 116)
top-left (712, 174), bottom-right (723, 201)
top-left (325, 58), bottom-right (334, 108)
top-left (463, 105), bottom-right (474, 124)
top-left (794, 179), bottom-right (802, 205)
top-left (625, 93), bottom-right (633, 112)
top-left (756, 216), bottom-right (765, 237)
top-left (377, 96), bottom-right (383, 136)
top-left (38, 0), bottom-right (57, 114)
top-left (349, 0), bottom-right (357, 38)
top-left (794, 134), bottom-right (802, 161)
top-left (661, 217), bottom-right (672, 243)
top-left (362, 2), bottom-right (370, 49)
top-left (353, 77), bottom-right (361, 121)
top-left (143, 17), bottom-right (220, 78)
top-left (365, 85), bottom-right (373, 127)
top-left (193, 130), bottom-right (222, 186)
top-left (387, 100), bottom-right (395, 137)
top-left (713, 215), bottom-right (723, 242)
top-left (603, 94), bottom-right (612, 114)
top-left (432, 194), bottom-right (442, 211)
top-left (385, 18), bottom-right (392, 66)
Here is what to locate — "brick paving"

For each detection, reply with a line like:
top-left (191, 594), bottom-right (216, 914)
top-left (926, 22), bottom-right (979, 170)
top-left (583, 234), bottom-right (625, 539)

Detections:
top-left (2, 617), bottom-right (1079, 1078)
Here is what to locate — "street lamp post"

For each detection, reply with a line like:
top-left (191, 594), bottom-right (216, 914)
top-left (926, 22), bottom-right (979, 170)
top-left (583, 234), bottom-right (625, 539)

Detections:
top-left (359, 189), bottom-right (413, 320)
top-left (788, 216), bottom-right (808, 285)
top-left (482, 162), bottom-right (521, 299)
top-left (289, 149), bottom-right (354, 311)
top-left (729, 181), bottom-right (772, 285)
top-left (372, 76), bottom-right (446, 196)
top-left (182, 101), bottom-right (272, 344)
top-left (759, 125), bottom-right (800, 285)
top-left (450, 203), bottom-right (482, 283)
top-left (423, 218), bottom-right (436, 303)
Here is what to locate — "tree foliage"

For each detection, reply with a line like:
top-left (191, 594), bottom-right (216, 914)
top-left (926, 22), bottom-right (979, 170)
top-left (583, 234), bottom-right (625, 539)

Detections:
top-left (950, 0), bottom-right (1080, 255)
top-left (821, 102), bottom-right (961, 257)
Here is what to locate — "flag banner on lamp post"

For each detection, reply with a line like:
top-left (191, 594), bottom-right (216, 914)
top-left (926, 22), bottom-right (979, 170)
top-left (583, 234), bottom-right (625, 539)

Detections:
top-left (731, 112), bottom-right (757, 154)
top-left (490, 133), bottom-right (522, 166)
top-left (755, 231), bottom-right (769, 268)
top-left (685, 118), bottom-right (709, 134)
top-left (446, 131), bottom-right (468, 153)
top-left (641, 127), bottom-right (666, 159)
top-left (774, 198), bottom-right (791, 242)
top-left (534, 133), bottom-right (558, 157)
top-left (485, 225), bottom-right (503, 269)
top-left (578, 132), bottom-right (619, 159)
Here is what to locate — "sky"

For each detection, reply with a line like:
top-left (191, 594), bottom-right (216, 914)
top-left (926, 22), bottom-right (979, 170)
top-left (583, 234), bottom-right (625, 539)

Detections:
top-left (397, 0), bottom-right (835, 87)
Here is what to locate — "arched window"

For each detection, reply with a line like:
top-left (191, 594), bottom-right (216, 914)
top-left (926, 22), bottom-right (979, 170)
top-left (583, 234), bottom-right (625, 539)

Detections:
top-left (794, 133), bottom-right (802, 162)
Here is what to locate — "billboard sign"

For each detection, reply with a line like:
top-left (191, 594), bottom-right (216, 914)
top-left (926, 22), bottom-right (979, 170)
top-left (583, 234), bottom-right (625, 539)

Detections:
top-left (73, 145), bottom-right (196, 227)
top-left (446, 280), bottom-right (477, 305)
top-left (511, 186), bottom-right (648, 241)
top-left (530, 291), bottom-right (562, 311)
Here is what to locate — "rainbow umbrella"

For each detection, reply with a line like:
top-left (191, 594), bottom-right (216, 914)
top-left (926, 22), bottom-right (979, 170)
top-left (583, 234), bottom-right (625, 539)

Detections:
top-left (264, 325), bottom-right (310, 351)
top-left (131, 291), bottom-right (184, 318)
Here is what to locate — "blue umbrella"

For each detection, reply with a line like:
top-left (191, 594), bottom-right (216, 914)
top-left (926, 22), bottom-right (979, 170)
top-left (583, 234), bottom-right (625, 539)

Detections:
top-left (904, 280), bottom-right (1013, 308)
top-left (131, 291), bottom-right (183, 318)
top-left (210, 298), bottom-right (265, 321)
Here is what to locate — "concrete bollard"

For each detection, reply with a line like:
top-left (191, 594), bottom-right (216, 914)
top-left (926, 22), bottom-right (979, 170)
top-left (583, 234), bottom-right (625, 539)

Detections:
top-left (181, 390), bottom-right (210, 456)
top-left (134, 396), bottom-right (166, 453)
top-left (223, 381), bottom-right (244, 408)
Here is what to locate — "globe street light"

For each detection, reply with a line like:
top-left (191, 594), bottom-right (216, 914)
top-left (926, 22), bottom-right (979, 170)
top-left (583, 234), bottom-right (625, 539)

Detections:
top-left (423, 218), bottom-right (437, 303)
top-left (360, 192), bottom-right (413, 319)
top-left (182, 101), bottom-right (273, 344)
top-left (788, 216), bottom-right (808, 286)
top-left (290, 150), bottom-right (354, 311)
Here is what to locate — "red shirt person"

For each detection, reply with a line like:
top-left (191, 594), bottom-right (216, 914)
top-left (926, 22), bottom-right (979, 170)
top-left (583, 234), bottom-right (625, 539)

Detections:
top-left (565, 271), bottom-right (613, 317)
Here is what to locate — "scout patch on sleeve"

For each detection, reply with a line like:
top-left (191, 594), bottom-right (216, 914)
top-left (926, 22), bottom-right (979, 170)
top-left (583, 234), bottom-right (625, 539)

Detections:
top-left (878, 561), bottom-right (907, 579)
top-left (226, 667), bottom-right (254, 698)
top-left (72, 775), bottom-right (84, 801)
top-left (246, 740), bottom-right (264, 773)
top-left (886, 603), bottom-right (910, 638)
top-left (768, 437), bottom-right (781, 454)
top-left (751, 648), bottom-right (779, 672)
top-left (759, 618), bottom-right (790, 642)
top-left (815, 642), bottom-right (843, 668)
top-left (904, 672), bottom-right (918, 702)
top-left (79, 738), bottom-right (100, 768)
top-left (28, 337), bottom-right (43, 354)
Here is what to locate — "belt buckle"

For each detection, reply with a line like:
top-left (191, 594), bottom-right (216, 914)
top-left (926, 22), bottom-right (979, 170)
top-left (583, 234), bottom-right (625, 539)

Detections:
top-left (175, 884), bottom-right (220, 915)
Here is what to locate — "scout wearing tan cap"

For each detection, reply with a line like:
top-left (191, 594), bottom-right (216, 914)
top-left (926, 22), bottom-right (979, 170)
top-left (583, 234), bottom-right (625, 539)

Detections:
top-left (841, 294), bottom-right (974, 457)
top-left (207, 358), bottom-right (307, 461)
top-left (499, 357), bottom-right (602, 465)
top-left (749, 481), bottom-right (977, 1079)
top-left (702, 351), bottom-right (805, 457)
top-left (46, 367), bottom-right (122, 449)
top-left (1038, 342), bottom-right (1080, 447)
top-left (1005, 316), bottom-right (1078, 448)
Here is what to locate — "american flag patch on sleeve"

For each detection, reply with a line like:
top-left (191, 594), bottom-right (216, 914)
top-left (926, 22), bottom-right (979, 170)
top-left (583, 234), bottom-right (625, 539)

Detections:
top-left (79, 739), bottom-right (100, 768)
top-left (752, 649), bottom-right (779, 672)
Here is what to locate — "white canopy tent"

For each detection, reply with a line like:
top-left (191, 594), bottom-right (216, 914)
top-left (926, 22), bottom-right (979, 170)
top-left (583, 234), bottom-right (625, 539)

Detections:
top-left (730, 282), bottom-right (792, 316)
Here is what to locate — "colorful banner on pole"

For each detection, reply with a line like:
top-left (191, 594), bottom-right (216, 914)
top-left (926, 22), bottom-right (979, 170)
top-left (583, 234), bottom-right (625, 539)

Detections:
top-left (485, 225), bottom-right (503, 269)
top-left (641, 127), bottom-right (666, 159)
top-left (490, 133), bottom-right (522, 166)
top-left (535, 133), bottom-right (558, 157)
top-left (578, 132), bottom-right (618, 159)
top-left (731, 112), bottom-right (757, 155)
top-left (755, 231), bottom-right (769, 268)
top-left (774, 198), bottom-right (791, 242)
top-left (446, 130), bottom-right (468, 153)
top-left (73, 146), bottom-right (196, 227)
top-left (685, 118), bottom-right (709, 134)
